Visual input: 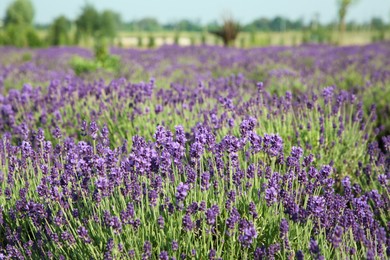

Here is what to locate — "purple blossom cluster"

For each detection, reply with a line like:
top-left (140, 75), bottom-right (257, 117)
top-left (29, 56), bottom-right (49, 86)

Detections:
top-left (0, 44), bottom-right (389, 259)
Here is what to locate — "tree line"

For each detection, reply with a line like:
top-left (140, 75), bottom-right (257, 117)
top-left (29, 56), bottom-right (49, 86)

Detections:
top-left (0, 0), bottom-right (121, 47)
top-left (122, 16), bottom-right (387, 33)
top-left (0, 0), bottom-right (388, 47)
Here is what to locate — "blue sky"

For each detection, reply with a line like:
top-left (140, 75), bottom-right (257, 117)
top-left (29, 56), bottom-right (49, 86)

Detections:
top-left (0, 0), bottom-right (389, 24)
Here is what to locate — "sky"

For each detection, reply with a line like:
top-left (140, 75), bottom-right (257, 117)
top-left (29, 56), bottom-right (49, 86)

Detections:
top-left (0, 0), bottom-right (389, 25)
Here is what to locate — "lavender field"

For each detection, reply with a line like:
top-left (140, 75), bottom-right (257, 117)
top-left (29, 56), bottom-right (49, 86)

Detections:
top-left (0, 43), bottom-right (389, 259)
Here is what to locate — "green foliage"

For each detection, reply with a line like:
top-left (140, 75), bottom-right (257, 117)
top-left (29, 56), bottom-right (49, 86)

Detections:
top-left (70, 41), bottom-right (121, 76)
top-left (75, 4), bottom-right (100, 38)
top-left (94, 38), bottom-right (109, 62)
top-left (4, 0), bottom-right (34, 27)
top-left (244, 17), bottom-right (304, 32)
top-left (47, 15), bottom-right (72, 46)
top-left (371, 30), bottom-right (385, 43)
top-left (74, 4), bottom-right (121, 45)
top-left (4, 25), bottom-right (28, 47)
top-left (250, 30), bottom-right (257, 44)
top-left (148, 35), bottom-right (155, 48)
top-left (371, 17), bottom-right (385, 30)
top-left (137, 36), bottom-right (143, 47)
top-left (1, 0), bottom-right (43, 48)
top-left (0, 31), bottom-right (6, 45)
top-left (362, 83), bottom-right (390, 139)
top-left (163, 19), bottom-right (203, 31)
top-left (1, 24), bottom-right (42, 47)
top-left (100, 10), bottom-right (121, 41)
top-left (200, 33), bottom-right (207, 45)
top-left (307, 27), bottom-right (332, 44)
top-left (174, 33), bottom-right (180, 45)
top-left (70, 56), bottom-right (98, 75)
top-left (134, 17), bottom-right (161, 31)
top-left (25, 27), bottom-right (43, 47)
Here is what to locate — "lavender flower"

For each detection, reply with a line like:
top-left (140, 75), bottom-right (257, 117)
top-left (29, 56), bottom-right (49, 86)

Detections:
top-left (171, 240), bottom-right (179, 251)
top-left (280, 218), bottom-right (289, 238)
top-left (205, 205), bottom-right (220, 225)
top-left (182, 214), bottom-right (193, 231)
top-left (308, 196), bottom-right (325, 215)
top-left (331, 226), bottom-right (343, 248)
top-left (159, 251), bottom-right (169, 260)
top-left (309, 238), bottom-right (321, 257)
top-left (265, 186), bottom-right (278, 206)
top-left (175, 182), bottom-right (189, 201)
top-left (239, 220), bottom-right (257, 247)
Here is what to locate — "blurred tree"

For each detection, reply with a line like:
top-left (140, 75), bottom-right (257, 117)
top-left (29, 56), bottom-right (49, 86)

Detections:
top-left (4, 0), bottom-right (34, 26)
top-left (370, 17), bottom-right (385, 31)
top-left (135, 18), bottom-right (161, 31)
top-left (75, 4), bottom-right (100, 42)
top-left (174, 33), bottom-right (180, 45)
top-left (269, 17), bottom-right (286, 31)
top-left (3, 25), bottom-right (28, 46)
top-left (100, 10), bottom-right (121, 42)
top-left (249, 18), bottom-right (270, 31)
top-left (346, 21), bottom-right (359, 31)
top-left (206, 21), bottom-right (220, 32)
top-left (148, 34), bottom-right (155, 48)
top-left (137, 36), bottom-right (143, 47)
top-left (200, 33), bottom-right (207, 45)
top-left (243, 17), bottom-right (304, 32)
top-left (175, 19), bottom-right (202, 31)
top-left (2, 0), bottom-right (43, 47)
top-left (209, 14), bottom-right (240, 47)
top-left (26, 27), bottom-right (43, 47)
top-left (94, 37), bottom-right (109, 62)
top-left (75, 4), bottom-right (121, 45)
top-left (337, 0), bottom-right (358, 44)
top-left (290, 19), bottom-right (304, 30)
top-left (48, 16), bottom-right (72, 45)
top-left (371, 17), bottom-right (385, 42)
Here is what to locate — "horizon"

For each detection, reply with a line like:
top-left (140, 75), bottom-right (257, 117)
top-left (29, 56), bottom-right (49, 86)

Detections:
top-left (0, 0), bottom-right (389, 26)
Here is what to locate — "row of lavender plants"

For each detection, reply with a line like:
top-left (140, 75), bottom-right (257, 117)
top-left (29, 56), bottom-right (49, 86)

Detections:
top-left (0, 44), bottom-right (389, 259)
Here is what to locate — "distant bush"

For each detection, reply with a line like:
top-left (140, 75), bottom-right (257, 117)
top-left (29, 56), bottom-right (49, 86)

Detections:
top-left (47, 15), bottom-right (72, 46)
top-left (26, 27), bottom-right (44, 47)
top-left (200, 33), bottom-right (206, 45)
top-left (137, 36), bottom-right (143, 47)
top-left (0, 31), bottom-right (7, 45)
top-left (302, 28), bottom-right (332, 44)
top-left (148, 35), bottom-right (155, 48)
top-left (174, 33), bottom-right (180, 45)
top-left (70, 56), bottom-right (97, 75)
top-left (70, 39), bottom-right (121, 75)
top-left (70, 55), bottom-right (121, 76)
top-left (0, 25), bottom-right (44, 47)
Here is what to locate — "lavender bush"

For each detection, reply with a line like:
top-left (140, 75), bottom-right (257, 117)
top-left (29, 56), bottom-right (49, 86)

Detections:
top-left (0, 43), bottom-right (389, 259)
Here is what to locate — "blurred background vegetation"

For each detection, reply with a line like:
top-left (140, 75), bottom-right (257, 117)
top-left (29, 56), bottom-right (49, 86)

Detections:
top-left (0, 0), bottom-right (389, 48)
